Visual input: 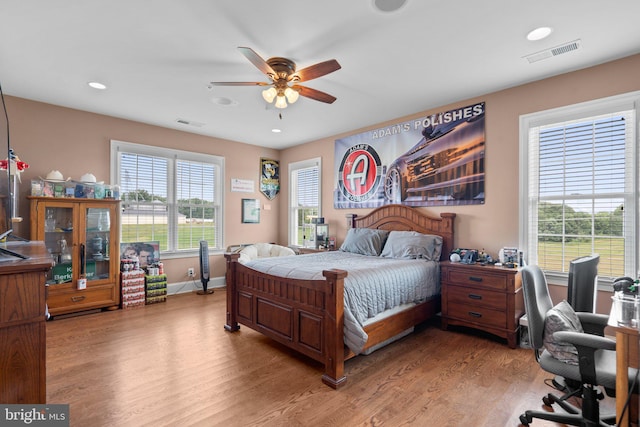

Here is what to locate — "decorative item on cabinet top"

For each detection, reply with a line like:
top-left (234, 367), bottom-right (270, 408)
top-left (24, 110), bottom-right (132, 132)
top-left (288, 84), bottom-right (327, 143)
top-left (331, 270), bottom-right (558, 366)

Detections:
top-left (31, 171), bottom-right (120, 200)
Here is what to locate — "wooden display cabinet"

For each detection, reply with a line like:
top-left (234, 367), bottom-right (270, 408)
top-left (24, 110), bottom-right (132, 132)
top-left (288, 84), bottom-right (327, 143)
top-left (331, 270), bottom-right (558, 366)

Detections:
top-left (29, 197), bottom-right (120, 317)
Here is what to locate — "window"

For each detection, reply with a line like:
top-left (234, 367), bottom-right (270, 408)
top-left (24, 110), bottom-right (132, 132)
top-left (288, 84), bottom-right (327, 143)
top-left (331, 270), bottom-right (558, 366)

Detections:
top-left (111, 140), bottom-right (224, 255)
top-left (519, 92), bottom-right (639, 283)
top-left (289, 158), bottom-right (321, 246)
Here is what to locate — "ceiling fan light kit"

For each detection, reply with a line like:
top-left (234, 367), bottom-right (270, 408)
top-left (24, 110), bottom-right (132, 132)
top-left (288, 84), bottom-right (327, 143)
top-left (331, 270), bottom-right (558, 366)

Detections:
top-left (284, 87), bottom-right (299, 103)
top-left (261, 81), bottom-right (300, 109)
top-left (212, 47), bottom-right (340, 108)
top-left (274, 95), bottom-right (288, 109)
top-left (262, 87), bottom-right (277, 103)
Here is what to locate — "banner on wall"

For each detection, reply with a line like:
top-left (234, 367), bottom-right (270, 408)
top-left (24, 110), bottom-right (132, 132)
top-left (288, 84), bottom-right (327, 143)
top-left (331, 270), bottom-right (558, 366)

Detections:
top-left (260, 158), bottom-right (280, 200)
top-left (334, 102), bottom-right (485, 209)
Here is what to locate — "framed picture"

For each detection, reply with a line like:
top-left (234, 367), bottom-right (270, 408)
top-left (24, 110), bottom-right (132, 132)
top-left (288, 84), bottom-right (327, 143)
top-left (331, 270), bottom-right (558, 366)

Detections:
top-left (241, 198), bottom-right (260, 223)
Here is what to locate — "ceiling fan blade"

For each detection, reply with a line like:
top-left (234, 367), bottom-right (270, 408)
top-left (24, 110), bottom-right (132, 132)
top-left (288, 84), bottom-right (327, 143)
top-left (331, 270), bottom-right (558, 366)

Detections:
top-left (292, 85), bottom-right (337, 104)
top-left (210, 81), bottom-right (270, 86)
top-left (293, 59), bottom-right (341, 82)
top-left (237, 46), bottom-right (276, 77)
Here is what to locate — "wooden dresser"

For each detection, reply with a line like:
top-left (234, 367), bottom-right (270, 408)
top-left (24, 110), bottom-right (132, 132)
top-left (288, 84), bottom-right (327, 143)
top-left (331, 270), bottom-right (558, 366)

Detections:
top-left (441, 262), bottom-right (524, 348)
top-left (0, 241), bottom-right (53, 403)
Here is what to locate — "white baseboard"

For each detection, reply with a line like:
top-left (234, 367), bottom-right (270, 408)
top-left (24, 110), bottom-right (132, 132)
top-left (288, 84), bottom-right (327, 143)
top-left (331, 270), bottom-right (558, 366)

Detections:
top-left (167, 276), bottom-right (225, 295)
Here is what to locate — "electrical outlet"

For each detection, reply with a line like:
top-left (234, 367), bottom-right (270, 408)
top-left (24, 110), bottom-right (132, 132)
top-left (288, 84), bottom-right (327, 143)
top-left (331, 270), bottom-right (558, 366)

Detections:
top-left (188, 267), bottom-right (195, 277)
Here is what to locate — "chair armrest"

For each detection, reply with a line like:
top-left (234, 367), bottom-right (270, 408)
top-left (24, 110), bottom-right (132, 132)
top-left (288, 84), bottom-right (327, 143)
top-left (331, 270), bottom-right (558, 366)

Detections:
top-left (553, 330), bottom-right (616, 351)
top-left (576, 312), bottom-right (609, 336)
top-left (554, 330), bottom-right (616, 385)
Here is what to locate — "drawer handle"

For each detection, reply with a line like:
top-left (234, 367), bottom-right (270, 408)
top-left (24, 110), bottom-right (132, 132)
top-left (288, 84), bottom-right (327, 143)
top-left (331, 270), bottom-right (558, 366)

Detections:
top-left (71, 296), bottom-right (86, 302)
top-left (468, 311), bottom-right (482, 318)
top-left (469, 276), bottom-right (483, 282)
top-left (468, 293), bottom-right (482, 300)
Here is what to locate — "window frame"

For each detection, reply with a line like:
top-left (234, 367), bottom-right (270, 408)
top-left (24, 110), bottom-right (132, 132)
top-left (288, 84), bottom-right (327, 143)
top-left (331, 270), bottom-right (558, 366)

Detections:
top-left (110, 139), bottom-right (224, 258)
top-left (288, 157), bottom-right (322, 247)
top-left (519, 91), bottom-right (640, 286)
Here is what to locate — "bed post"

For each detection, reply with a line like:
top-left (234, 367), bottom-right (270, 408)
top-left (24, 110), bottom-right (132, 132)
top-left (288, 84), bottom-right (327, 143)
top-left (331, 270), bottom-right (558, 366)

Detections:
top-left (224, 253), bottom-right (240, 332)
top-left (321, 268), bottom-right (348, 389)
top-left (345, 213), bottom-right (357, 229)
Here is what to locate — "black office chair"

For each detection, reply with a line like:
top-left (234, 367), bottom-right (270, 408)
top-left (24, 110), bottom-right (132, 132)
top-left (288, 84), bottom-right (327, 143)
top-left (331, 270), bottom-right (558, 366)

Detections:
top-left (518, 265), bottom-right (623, 426)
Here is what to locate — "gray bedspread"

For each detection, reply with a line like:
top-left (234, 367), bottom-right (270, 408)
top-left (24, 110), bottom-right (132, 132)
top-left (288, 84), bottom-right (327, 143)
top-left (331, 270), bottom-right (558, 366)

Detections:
top-left (243, 251), bottom-right (440, 354)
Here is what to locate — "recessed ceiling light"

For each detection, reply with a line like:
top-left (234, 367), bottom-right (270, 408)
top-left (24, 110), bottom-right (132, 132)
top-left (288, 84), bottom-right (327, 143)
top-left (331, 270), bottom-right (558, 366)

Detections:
top-left (271, 128), bottom-right (282, 133)
top-left (88, 81), bottom-right (107, 90)
top-left (527, 27), bottom-right (553, 41)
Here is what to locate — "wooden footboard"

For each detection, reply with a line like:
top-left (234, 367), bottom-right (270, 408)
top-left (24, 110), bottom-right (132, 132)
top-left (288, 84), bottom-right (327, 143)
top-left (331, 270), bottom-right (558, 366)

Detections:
top-left (225, 205), bottom-right (455, 388)
top-left (225, 252), bottom-right (349, 388)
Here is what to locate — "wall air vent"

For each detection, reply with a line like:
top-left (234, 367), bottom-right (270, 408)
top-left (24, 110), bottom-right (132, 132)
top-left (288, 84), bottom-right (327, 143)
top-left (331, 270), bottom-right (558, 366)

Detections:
top-left (524, 39), bottom-right (582, 64)
top-left (175, 118), bottom-right (205, 127)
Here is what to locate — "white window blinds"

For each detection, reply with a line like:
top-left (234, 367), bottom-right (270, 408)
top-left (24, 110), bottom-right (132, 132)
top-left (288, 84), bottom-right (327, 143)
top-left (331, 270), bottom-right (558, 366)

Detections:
top-left (522, 95), bottom-right (638, 280)
top-left (176, 160), bottom-right (218, 250)
top-left (120, 152), bottom-right (169, 249)
top-left (289, 158), bottom-right (321, 246)
top-left (295, 166), bottom-right (319, 207)
top-left (112, 140), bottom-right (223, 254)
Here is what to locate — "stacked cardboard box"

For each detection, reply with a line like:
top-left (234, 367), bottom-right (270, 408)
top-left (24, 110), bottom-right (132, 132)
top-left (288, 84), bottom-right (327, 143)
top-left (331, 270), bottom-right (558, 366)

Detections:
top-left (121, 269), bottom-right (146, 309)
top-left (145, 274), bottom-right (167, 304)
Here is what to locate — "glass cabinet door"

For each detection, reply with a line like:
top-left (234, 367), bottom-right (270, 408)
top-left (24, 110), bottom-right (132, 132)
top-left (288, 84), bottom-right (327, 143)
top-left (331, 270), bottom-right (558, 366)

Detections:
top-left (44, 206), bottom-right (74, 285)
top-left (84, 207), bottom-right (112, 282)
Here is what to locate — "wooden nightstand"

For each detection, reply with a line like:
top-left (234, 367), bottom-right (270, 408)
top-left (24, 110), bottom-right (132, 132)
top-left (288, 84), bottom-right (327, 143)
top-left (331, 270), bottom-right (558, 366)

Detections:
top-left (441, 262), bottom-right (524, 348)
top-left (297, 247), bottom-right (336, 254)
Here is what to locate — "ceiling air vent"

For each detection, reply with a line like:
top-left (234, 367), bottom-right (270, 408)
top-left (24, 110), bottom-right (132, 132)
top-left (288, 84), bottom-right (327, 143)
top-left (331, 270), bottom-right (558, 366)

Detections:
top-left (524, 39), bottom-right (582, 64)
top-left (175, 118), bottom-right (205, 128)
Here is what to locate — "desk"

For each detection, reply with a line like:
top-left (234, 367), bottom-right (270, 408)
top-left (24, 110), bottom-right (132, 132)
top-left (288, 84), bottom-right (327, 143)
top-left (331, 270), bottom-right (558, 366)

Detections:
top-left (608, 304), bottom-right (639, 427)
top-left (0, 241), bottom-right (53, 403)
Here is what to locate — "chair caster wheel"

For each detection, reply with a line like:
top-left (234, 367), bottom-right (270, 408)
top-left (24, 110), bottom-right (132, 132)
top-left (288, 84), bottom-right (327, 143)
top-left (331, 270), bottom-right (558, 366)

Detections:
top-left (542, 395), bottom-right (553, 407)
top-left (519, 413), bottom-right (531, 426)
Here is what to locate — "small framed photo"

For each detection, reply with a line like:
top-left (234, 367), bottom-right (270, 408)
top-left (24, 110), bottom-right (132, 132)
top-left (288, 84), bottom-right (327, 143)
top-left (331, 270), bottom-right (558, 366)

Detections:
top-left (241, 198), bottom-right (260, 224)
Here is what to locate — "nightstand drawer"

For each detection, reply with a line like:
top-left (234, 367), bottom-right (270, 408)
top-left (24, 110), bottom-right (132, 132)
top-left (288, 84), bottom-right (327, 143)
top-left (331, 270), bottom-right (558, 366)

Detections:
top-left (447, 286), bottom-right (506, 311)
top-left (447, 303), bottom-right (506, 329)
top-left (448, 269), bottom-right (507, 290)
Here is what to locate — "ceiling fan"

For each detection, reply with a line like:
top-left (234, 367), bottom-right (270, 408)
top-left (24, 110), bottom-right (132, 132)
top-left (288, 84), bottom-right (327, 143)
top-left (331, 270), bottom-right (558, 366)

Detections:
top-left (210, 47), bottom-right (341, 109)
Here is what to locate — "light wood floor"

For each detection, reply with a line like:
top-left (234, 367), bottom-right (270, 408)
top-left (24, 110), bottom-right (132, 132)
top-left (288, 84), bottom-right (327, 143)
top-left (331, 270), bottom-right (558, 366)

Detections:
top-left (45, 290), bottom-right (614, 426)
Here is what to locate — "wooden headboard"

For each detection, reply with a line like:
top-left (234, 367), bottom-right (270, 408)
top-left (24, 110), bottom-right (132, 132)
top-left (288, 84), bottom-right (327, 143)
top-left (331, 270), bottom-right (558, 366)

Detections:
top-left (346, 204), bottom-right (455, 261)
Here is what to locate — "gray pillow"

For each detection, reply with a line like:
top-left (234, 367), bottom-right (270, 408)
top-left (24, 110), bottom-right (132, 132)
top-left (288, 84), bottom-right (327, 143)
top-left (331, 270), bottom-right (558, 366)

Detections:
top-left (380, 230), bottom-right (443, 261)
top-left (543, 300), bottom-right (584, 365)
top-left (339, 228), bottom-right (389, 256)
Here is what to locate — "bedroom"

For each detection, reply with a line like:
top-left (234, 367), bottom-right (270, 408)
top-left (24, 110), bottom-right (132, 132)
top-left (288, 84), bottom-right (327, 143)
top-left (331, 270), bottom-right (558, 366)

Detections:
top-left (4, 55), bottom-right (640, 308)
top-left (1, 1), bottom-right (640, 425)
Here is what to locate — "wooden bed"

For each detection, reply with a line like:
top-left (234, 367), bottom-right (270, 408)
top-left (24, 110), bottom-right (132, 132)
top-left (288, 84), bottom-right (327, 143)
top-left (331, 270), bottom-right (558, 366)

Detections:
top-left (224, 204), bottom-right (455, 388)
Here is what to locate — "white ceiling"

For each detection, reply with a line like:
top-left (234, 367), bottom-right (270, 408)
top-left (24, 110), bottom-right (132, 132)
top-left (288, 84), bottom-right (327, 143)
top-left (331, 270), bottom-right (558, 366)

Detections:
top-left (2, 0), bottom-right (640, 150)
